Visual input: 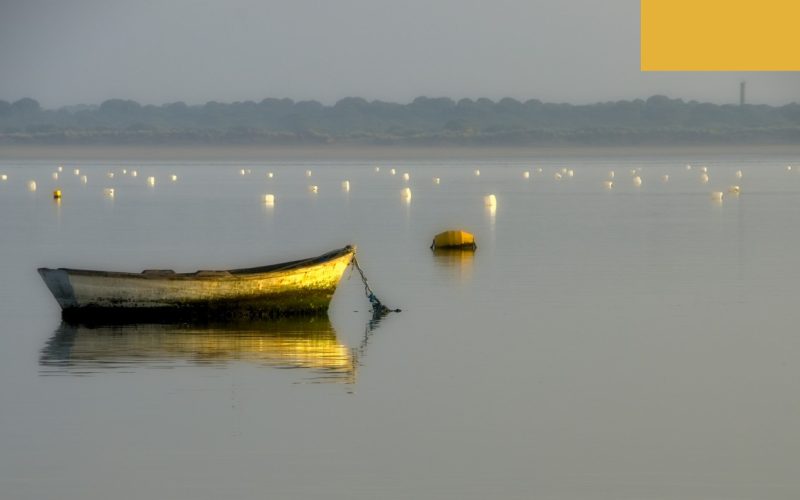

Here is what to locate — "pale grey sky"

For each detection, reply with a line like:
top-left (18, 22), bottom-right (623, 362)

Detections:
top-left (1, 0), bottom-right (798, 107)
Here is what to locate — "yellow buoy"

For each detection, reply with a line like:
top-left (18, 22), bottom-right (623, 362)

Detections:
top-left (131, 170), bottom-right (138, 178)
top-left (700, 173), bottom-right (709, 184)
top-left (0, 174), bottom-right (7, 181)
top-left (431, 230), bottom-right (476, 250)
top-left (73, 169), bottom-right (80, 176)
top-left (81, 175), bottom-right (88, 184)
top-left (28, 180), bottom-right (37, 192)
top-left (433, 177), bottom-right (441, 184)
top-left (523, 171), bottom-right (530, 179)
top-left (484, 194), bottom-right (497, 207)
top-left (711, 191), bottom-right (724, 201)
top-left (309, 185), bottom-right (318, 193)
top-left (147, 176), bottom-right (156, 186)
top-left (403, 172), bottom-right (410, 181)
top-left (735, 170), bottom-right (743, 179)
top-left (170, 174), bottom-right (178, 182)
top-left (603, 180), bottom-right (614, 189)
top-left (728, 185), bottom-right (741, 194)
top-left (342, 180), bottom-right (350, 192)
top-left (53, 189), bottom-right (62, 199)
top-left (264, 194), bottom-right (275, 205)
top-left (267, 172), bottom-right (274, 178)
top-left (633, 176), bottom-right (642, 187)
top-left (104, 188), bottom-right (115, 198)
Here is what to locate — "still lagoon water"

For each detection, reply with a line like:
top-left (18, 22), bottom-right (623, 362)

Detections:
top-left (2, 151), bottom-right (800, 499)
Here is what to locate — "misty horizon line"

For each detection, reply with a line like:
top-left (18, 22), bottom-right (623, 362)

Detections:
top-left (3, 93), bottom-right (790, 111)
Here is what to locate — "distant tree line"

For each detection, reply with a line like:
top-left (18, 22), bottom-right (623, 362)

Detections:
top-left (1, 95), bottom-right (800, 146)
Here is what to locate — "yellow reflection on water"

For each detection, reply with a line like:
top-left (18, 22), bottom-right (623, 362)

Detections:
top-left (432, 248), bottom-right (475, 283)
top-left (41, 318), bottom-right (355, 383)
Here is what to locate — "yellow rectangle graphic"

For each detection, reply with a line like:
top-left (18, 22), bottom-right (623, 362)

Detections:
top-left (641, 0), bottom-right (800, 70)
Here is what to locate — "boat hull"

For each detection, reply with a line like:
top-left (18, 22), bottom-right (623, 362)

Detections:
top-left (38, 246), bottom-right (355, 321)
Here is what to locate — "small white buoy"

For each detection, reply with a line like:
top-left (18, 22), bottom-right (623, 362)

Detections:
top-left (700, 173), bottom-right (709, 184)
top-left (246, 169), bottom-right (252, 175)
top-left (264, 194), bottom-right (275, 205)
top-left (240, 169), bottom-right (246, 176)
top-left (342, 180), bottom-right (350, 192)
top-left (554, 172), bottom-right (562, 180)
top-left (170, 174), bottom-right (178, 182)
top-left (609, 170), bottom-right (615, 179)
top-left (122, 169), bottom-right (127, 175)
top-left (661, 174), bottom-right (669, 183)
top-left (701, 166), bottom-right (708, 173)
top-left (375, 167), bottom-right (380, 173)
top-left (735, 170), bottom-right (743, 179)
top-left (433, 177), bottom-right (441, 184)
top-left (108, 172), bottom-right (115, 179)
top-left (52, 172), bottom-right (59, 180)
top-left (787, 165), bottom-right (793, 172)
top-left (686, 164), bottom-right (692, 171)
top-left (561, 167), bottom-right (568, 175)
top-left (567, 169), bottom-right (574, 178)
top-left (104, 188), bottom-right (115, 198)
top-left (147, 176), bottom-right (156, 186)
top-left (267, 172), bottom-right (274, 178)
top-left (57, 166), bottom-right (63, 172)
top-left (0, 174), bottom-right (7, 181)
top-left (728, 185), bottom-right (741, 194)
top-left (305, 170), bottom-right (312, 177)
top-left (81, 175), bottom-right (88, 184)
top-left (523, 171), bottom-right (530, 179)
top-left (536, 168), bottom-right (543, 174)
top-left (603, 180), bottom-right (614, 189)
top-left (390, 168), bottom-right (396, 175)
top-left (309, 185), bottom-right (318, 193)
top-left (630, 169), bottom-right (637, 176)
top-left (131, 170), bottom-right (138, 178)
top-left (711, 191), bottom-right (723, 201)
top-left (73, 169), bottom-right (80, 176)
top-left (484, 194), bottom-right (497, 207)
top-left (474, 169), bottom-right (481, 177)
top-left (401, 187), bottom-right (411, 200)
top-left (403, 172), bottom-right (410, 181)
top-left (28, 180), bottom-right (37, 192)
top-left (633, 176), bottom-right (642, 187)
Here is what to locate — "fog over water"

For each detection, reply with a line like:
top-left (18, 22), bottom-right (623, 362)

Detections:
top-left (1, 0), bottom-right (799, 107)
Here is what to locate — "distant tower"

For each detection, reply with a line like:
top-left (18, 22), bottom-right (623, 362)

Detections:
top-left (740, 81), bottom-right (746, 106)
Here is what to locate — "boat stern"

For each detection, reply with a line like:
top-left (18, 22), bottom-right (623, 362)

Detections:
top-left (37, 268), bottom-right (78, 310)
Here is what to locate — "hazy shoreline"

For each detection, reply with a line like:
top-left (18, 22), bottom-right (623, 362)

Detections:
top-left (2, 144), bottom-right (800, 162)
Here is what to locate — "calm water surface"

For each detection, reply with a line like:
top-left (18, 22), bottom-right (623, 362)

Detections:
top-left (2, 153), bottom-right (800, 499)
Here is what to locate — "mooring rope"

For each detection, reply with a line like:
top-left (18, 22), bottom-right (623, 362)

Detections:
top-left (351, 255), bottom-right (400, 314)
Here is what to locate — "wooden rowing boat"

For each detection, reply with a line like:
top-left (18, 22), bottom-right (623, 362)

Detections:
top-left (38, 245), bottom-right (356, 321)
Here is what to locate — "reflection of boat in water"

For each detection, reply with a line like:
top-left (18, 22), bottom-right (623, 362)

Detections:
top-left (40, 318), bottom-right (356, 383)
top-left (38, 246), bottom-right (355, 322)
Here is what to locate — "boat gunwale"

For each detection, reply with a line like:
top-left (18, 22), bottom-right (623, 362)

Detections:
top-left (37, 245), bottom-right (355, 280)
